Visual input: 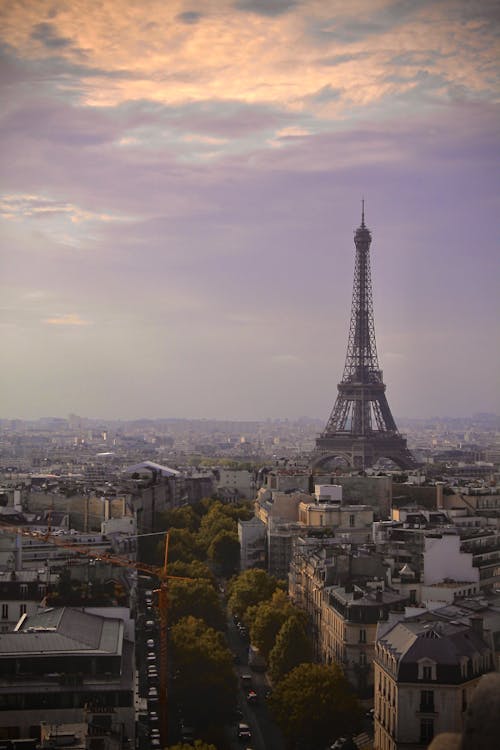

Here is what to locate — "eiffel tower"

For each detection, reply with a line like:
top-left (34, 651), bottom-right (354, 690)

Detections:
top-left (312, 204), bottom-right (417, 470)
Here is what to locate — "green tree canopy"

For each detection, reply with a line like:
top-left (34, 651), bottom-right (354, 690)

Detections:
top-left (160, 505), bottom-right (201, 533)
top-left (227, 568), bottom-right (279, 619)
top-left (269, 662), bottom-right (362, 750)
top-left (247, 590), bottom-right (301, 659)
top-left (166, 527), bottom-right (205, 564)
top-left (197, 502), bottom-right (236, 544)
top-left (167, 559), bottom-right (215, 583)
top-left (268, 615), bottom-right (312, 683)
top-left (214, 501), bottom-right (253, 522)
top-left (207, 529), bottom-right (240, 577)
top-left (168, 579), bottom-right (225, 631)
top-left (171, 616), bottom-right (237, 727)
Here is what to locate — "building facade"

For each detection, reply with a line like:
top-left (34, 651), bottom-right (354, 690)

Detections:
top-left (0, 607), bottom-right (135, 744)
top-left (374, 614), bottom-right (494, 750)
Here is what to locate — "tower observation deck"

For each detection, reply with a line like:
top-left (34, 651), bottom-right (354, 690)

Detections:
top-left (312, 205), bottom-right (417, 470)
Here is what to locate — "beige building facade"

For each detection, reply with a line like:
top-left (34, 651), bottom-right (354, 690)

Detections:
top-left (374, 615), bottom-right (494, 750)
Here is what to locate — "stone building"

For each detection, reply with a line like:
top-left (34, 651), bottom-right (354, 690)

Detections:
top-left (374, 613), bottom-right (494, 750)
top-left (0, 607), bottom-right (135, 744)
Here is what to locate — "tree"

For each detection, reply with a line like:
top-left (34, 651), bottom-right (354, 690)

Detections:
top-left (171, 616), bottom-right (237, 727)
top-left (167, 559), bottom-right (215, 583)
top-left (160, 505), bottom-right (201, 533)
top-left (248, 590), bottom-right (302, 660)
top-left (167, 527), bottom-right (205, 564)
top-left (168, 579), bottom-right (225, 631)
top-left (197, 502), bottom-right (236, 552)
top-left (268, 615), bottom-right (312, 682)
top-left (214, 501), bottom-right (253, 522)
top-left (208, 530), bottom-right (240, 576)
top-left (269, 663), bottom-right (362, 750)
top-left (227, 568), bottom-right (279, 619)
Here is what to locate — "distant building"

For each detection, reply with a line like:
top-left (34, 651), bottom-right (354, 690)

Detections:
top-left (251, 484), bottom-right (374, 577)
top-left (213, 468), bottom-right (255, 500)
top-left (238, 517), bottom-right (266, 570)
top-left (0, 569), bottom-right (57, 633)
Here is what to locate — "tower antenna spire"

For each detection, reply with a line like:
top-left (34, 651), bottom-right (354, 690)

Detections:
top-left (361, 197), bottom-right (365, 226)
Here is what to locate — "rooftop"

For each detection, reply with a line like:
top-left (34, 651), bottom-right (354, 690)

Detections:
top-left (0, 607), bottom-right (123, 657)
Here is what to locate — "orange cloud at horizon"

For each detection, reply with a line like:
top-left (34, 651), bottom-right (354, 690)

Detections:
top-left (43, 314), bottom-right (92, 326)
top-left (1, 0), bottom-right (497, 114)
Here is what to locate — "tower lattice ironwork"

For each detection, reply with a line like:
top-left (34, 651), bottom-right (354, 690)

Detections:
top-left (313, 204), bottom-right (417, 470)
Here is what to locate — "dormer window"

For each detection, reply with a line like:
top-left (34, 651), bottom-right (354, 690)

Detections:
top-left (418, 659), bottom-right (436, 681)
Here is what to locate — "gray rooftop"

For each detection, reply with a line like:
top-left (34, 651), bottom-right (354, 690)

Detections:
top-left (0, 607), bottom-right (123, 657)
top-left (378, 617), bottom-right (489, 665)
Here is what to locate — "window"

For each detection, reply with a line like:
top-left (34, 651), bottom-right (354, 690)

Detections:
top-left (1, 604), bottom-right (8, 620)
top-left (420, 718), bottom-right (434, 743)
top-left (418, 660), bottom-right (436, 681)
top-left (462, 689), bottom-right (467, 712)
top-left (20, 604), bottom-right (27, 616)
top-left (420, 690), bottom-right (435, 712)
top-left (349, 514), bottom-right (355, 527)
top-left (359, 628), bottom-right (366, 643)
top-left (20, 584), bottom-right (28, 598)
top-left (360, 652), bottom-right (367, 666)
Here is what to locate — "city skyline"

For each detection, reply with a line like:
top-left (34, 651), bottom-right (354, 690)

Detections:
top-left (1, 1), bottom-right (499, 421)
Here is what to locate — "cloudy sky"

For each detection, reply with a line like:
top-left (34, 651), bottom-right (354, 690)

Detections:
top-left (0, 0), bottom-right (498, 421)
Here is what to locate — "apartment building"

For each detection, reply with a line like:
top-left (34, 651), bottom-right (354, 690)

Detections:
top-left (0, 569), bottom-right (57, 633)
top-left (0, 607), bottom-right (135, 744)
top-left (289, 536), bottom-right (405, 694)
top-left (321, 585), bottom-right (408, 695)
top-left (374, 613), bottom-right (494, 750)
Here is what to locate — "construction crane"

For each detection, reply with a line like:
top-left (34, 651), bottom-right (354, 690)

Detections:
top-left (0, 520), bottom-right (188, 747)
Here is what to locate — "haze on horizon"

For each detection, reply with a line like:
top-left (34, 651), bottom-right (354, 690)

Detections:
top-left (1, 0), bottom-right (499, 423)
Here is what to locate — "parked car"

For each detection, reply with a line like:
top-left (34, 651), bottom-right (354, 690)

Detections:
top-left (246, 690), bottom-right (258, 705)
top-left (237, 723), bottom-right (252, 740)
